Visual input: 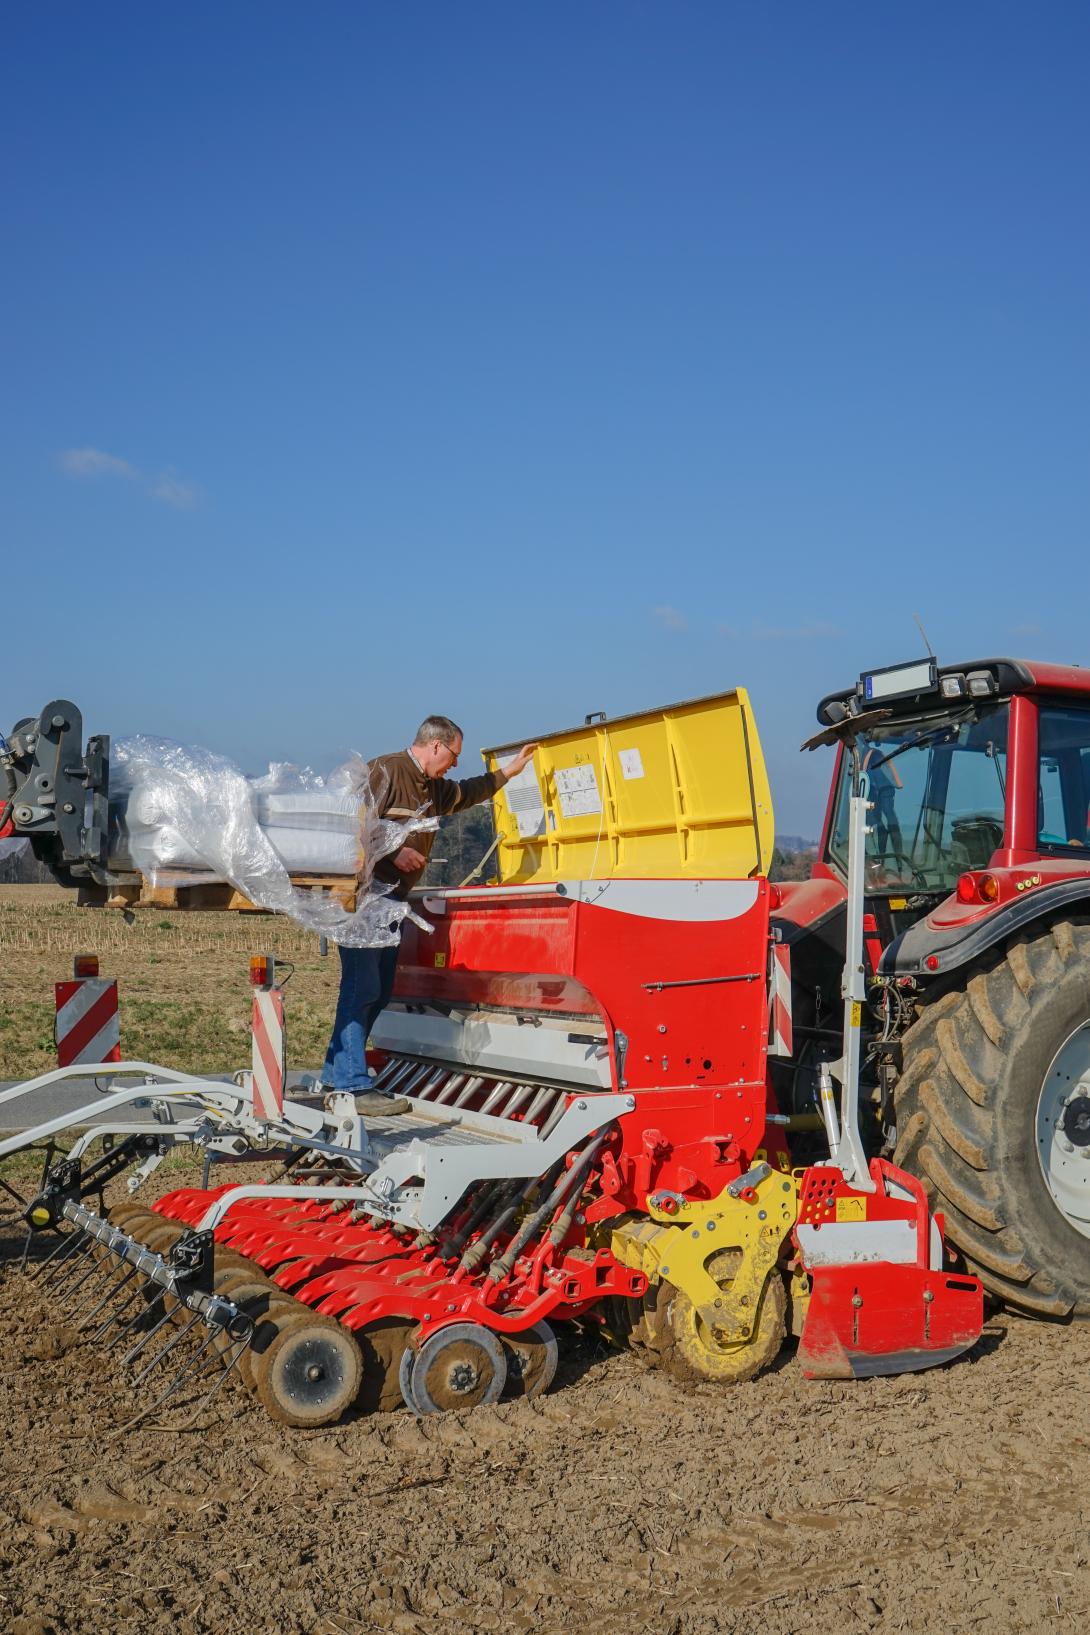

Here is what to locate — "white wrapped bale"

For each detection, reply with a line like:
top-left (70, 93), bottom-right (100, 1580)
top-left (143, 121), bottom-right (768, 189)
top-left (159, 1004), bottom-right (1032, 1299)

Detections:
top-left (107, 737), bottom-right (436, 947)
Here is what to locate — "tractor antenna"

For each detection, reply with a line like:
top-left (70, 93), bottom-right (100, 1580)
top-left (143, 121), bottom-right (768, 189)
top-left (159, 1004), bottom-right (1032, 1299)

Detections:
top-left (912, 612), bottom-right (935, 658)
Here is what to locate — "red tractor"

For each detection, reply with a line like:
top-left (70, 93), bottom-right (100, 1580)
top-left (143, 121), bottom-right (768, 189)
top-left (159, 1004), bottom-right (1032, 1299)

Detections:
top-left (776, 655), bottom-right (1090, 1320)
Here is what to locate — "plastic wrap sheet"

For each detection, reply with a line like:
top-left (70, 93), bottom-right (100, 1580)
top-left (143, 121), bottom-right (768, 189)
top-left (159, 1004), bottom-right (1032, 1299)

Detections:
top-left (109, 738), bottom-right (437, 947)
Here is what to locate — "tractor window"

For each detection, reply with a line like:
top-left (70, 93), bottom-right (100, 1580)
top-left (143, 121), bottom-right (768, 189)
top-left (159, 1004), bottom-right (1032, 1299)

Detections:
top-left (827, 703), bottom-right (1008, 893)
top-left (1037, 705), bottom-right (1090, 853)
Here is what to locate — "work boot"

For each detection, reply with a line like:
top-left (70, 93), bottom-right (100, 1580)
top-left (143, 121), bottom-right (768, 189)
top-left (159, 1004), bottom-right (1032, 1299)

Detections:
top-left (354, 1089), bottom-right (411, 1116)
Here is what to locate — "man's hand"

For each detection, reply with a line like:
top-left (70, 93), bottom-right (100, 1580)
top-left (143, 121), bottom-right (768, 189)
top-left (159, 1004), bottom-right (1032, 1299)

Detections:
top-left (504, 743), bottom-right (538, 778)
top-left (392, 845), bottom-right (428, 872)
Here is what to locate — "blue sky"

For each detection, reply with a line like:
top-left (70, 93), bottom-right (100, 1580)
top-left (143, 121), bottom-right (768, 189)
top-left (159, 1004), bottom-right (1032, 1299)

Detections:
top-left (3, 3), bottom-right (1087, 836)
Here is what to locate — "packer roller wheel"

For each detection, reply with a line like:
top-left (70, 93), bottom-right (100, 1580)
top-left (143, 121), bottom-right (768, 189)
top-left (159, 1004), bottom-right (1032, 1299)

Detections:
top-left (209, 1273), bottom-right (278, 1358)
top-left (408, 1323), bottom-right (508, 1414)
top-left (501, 1322), bottom-right (558, 1399)
top-left (353, 1318), bottom-right (414, 1414)
top-left (107, 1204), bottom-right (158, 1231)
top-left (657, 1250), bottom-right (787, 1385)
top-left (253, 1310), bottom-right (363, 1428)
top-left (142, 1222), bottom-right (188, 1256)
top-left (234, 1291), bottom-right (300, 1391)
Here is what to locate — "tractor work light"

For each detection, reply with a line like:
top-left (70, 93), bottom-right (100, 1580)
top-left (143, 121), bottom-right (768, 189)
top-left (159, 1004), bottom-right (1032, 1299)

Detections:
top-left (966, 671), bottom-right (997, 697)
top-left (941, 674), bottom-right (966, 699)
top-left (72, 954), bottom-right (99, 978)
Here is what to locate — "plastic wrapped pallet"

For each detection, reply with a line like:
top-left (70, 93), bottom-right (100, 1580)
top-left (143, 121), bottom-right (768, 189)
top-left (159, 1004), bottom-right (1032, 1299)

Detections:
top-left (108, 738), bottom-right (437, 947)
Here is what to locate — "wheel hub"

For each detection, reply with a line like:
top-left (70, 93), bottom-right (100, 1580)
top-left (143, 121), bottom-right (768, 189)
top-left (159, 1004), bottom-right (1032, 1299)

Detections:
top-left (1036, 1024), bottom-right (1090, 1236)
top-left (1061, 1095), bottom-right (1090, 1149)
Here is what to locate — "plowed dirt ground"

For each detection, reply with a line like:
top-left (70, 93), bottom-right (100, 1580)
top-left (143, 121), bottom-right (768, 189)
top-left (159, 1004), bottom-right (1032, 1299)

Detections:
top-left (2, 888), bottom-right (1090, 1633)
top-left (2, 1177), bottom-right (1089, 1635)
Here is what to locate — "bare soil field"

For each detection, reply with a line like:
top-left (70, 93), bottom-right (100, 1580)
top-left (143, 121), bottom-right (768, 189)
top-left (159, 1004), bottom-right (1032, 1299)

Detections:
top-left (2, 889), bottom-right (1089, 1633)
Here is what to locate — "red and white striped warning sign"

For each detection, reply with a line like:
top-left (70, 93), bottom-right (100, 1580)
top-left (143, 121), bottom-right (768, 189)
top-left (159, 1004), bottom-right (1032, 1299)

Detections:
top-left (251, 986), bottom-right (285, 1120)
top-left (768, 941), bottom-right (793, 1059)
top-left (55, 979), bottom-right (121, 1066)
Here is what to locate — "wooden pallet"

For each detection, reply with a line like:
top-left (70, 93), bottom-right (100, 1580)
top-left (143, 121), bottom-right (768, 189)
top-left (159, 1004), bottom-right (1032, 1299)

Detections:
top-left (77, 872), bottom-right (358, 914)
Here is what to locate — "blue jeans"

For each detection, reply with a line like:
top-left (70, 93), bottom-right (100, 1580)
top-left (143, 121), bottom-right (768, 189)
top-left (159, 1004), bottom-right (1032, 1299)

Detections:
top-left (321, 942), bottom-right (400, 1091)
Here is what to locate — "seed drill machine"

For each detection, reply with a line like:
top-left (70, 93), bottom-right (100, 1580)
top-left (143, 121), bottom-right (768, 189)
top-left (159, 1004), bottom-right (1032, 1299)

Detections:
top-left (0, 681), bottom-right (991, 1425)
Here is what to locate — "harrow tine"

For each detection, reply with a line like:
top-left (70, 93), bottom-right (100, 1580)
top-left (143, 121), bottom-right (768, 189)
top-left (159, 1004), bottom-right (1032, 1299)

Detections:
top-left (52, 1243), bottom-right (115, 1302)
top-left (142, 1327), bottom-right (223, 1409)
top-left (127, 1331), bottom-right (246, 1430)
top-left (107, 1289), bottom-right (169, 1352)
top-left (77, 1265), bottom-right (140, 1330)
top-left (37, 1228), bottom-right (92, 1282)
top-left (89, 1277), bottom-right (153, 1344)
top-left (131, 1310), bottom-right (203, 1386)
top-left (120, 1302), bottom-right (177, 1368)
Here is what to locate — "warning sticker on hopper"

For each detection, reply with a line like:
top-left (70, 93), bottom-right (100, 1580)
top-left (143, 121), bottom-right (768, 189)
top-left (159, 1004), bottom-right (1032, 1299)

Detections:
top-left (503, 762), bottom-right (547, 839)
top-left (555, 764), bottom-right (603, 818)
top-left (618, 748), bottom-right (644, 780)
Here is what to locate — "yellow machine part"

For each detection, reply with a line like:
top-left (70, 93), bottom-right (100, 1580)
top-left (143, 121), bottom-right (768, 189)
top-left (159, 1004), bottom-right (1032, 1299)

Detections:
top-left (482, 686), bottom-right (774, 884)
top-left (606, 1165), bottom-right (800, 1345)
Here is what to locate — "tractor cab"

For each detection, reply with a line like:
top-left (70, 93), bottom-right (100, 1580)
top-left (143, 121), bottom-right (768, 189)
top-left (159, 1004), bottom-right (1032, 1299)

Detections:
top-left (820, 666), bottom-right (1010, 952)
top-left (770, 657), bottom-right (1090, 1158)
top-left (809, 657), bottom-right (1090, 962)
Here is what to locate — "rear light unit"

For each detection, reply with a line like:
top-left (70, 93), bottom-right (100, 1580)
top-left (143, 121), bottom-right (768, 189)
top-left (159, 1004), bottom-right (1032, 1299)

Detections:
top-left (956, 872), bottom-right (1000, 905)
top-left (249, 954), bottom-right (275, 987)
top-left (72, 954), bottom-right (100, 978)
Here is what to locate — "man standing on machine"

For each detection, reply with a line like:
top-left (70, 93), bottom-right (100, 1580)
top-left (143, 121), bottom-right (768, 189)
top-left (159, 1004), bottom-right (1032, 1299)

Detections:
top-left (318, 715), bottom-right (537, 1111)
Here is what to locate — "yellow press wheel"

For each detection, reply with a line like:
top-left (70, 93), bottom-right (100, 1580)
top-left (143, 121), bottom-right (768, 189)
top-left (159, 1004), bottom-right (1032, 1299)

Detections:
top-left (657, 1250), bottom-right (787, 1385)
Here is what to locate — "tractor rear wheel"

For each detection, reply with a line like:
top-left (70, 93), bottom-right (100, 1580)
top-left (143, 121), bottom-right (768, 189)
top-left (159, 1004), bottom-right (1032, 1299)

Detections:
top-left (895, 920), bottom-right (1090, 1317)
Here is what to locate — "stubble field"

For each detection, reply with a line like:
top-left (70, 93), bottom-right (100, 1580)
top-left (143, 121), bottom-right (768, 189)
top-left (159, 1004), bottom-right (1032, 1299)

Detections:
top-left (1, 885), bottom-right (1089, 1635)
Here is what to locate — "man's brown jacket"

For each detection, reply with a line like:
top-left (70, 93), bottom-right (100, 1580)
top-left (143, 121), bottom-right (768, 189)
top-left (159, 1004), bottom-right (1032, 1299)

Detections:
top-left (366, 749), bottom-right (506, 899)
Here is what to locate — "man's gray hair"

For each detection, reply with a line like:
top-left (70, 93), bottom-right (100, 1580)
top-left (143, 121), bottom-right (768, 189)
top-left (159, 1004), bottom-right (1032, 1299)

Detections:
top-left (413, 715), bottom-right (463, 748)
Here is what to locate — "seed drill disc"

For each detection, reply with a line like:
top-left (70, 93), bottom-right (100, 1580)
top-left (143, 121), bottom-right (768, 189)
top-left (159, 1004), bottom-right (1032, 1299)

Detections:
top-left (399, 1344), bottom-right (420, 1414)
top-left (410, 1323), bottom-right (508, 1415)
top-left (107, 1205), bottom-right (158, 1232)
top-left (255, 1315), bottom-right (363, 1428)
top-left (501, 1322), bottom-right (558, 1399)
top-left (352, 1318), bottom-right (414, 1414)
top-left (142, 1222), bottom-right (187, 1256)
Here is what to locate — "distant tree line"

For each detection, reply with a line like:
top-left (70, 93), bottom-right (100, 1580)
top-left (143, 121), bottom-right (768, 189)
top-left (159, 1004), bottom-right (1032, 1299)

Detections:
top-left (421, 804), bottom-right (499, 887)
top-left (769, 845), bottom-right (817, 882)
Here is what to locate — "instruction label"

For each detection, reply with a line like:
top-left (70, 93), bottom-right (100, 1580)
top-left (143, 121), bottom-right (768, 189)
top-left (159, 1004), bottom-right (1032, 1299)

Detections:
top-left (504, 761), bottom-right (547, 839)
top-left (555, 764), bottom-right (603, 819)
top-left (618, 748), bottom-right (644, 780)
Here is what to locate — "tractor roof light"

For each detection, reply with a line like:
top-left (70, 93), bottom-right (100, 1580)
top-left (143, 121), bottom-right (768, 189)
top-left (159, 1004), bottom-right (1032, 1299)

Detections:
top-left (941, 673), bottom-right (966, 699)
top-left (966, 670), bottom-right (997, 697)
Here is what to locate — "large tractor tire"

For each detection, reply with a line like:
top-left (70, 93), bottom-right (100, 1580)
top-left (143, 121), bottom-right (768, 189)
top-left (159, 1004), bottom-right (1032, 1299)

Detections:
top-left (894, 919), bottom-right (1090, 1318)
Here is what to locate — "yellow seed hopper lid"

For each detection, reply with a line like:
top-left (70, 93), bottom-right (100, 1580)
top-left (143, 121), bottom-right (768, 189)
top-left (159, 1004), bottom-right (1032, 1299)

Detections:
top-left (483, 687), bottom-right (774, 884)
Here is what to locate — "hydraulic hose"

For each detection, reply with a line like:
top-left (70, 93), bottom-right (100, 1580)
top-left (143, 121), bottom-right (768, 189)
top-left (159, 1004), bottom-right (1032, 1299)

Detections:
top-left (0, 742), bottom-right (17, 836)
top-left (487, 1132), bottom-right (607, 1284)
top-left (458, 1166), bottom-right (561, 1275)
